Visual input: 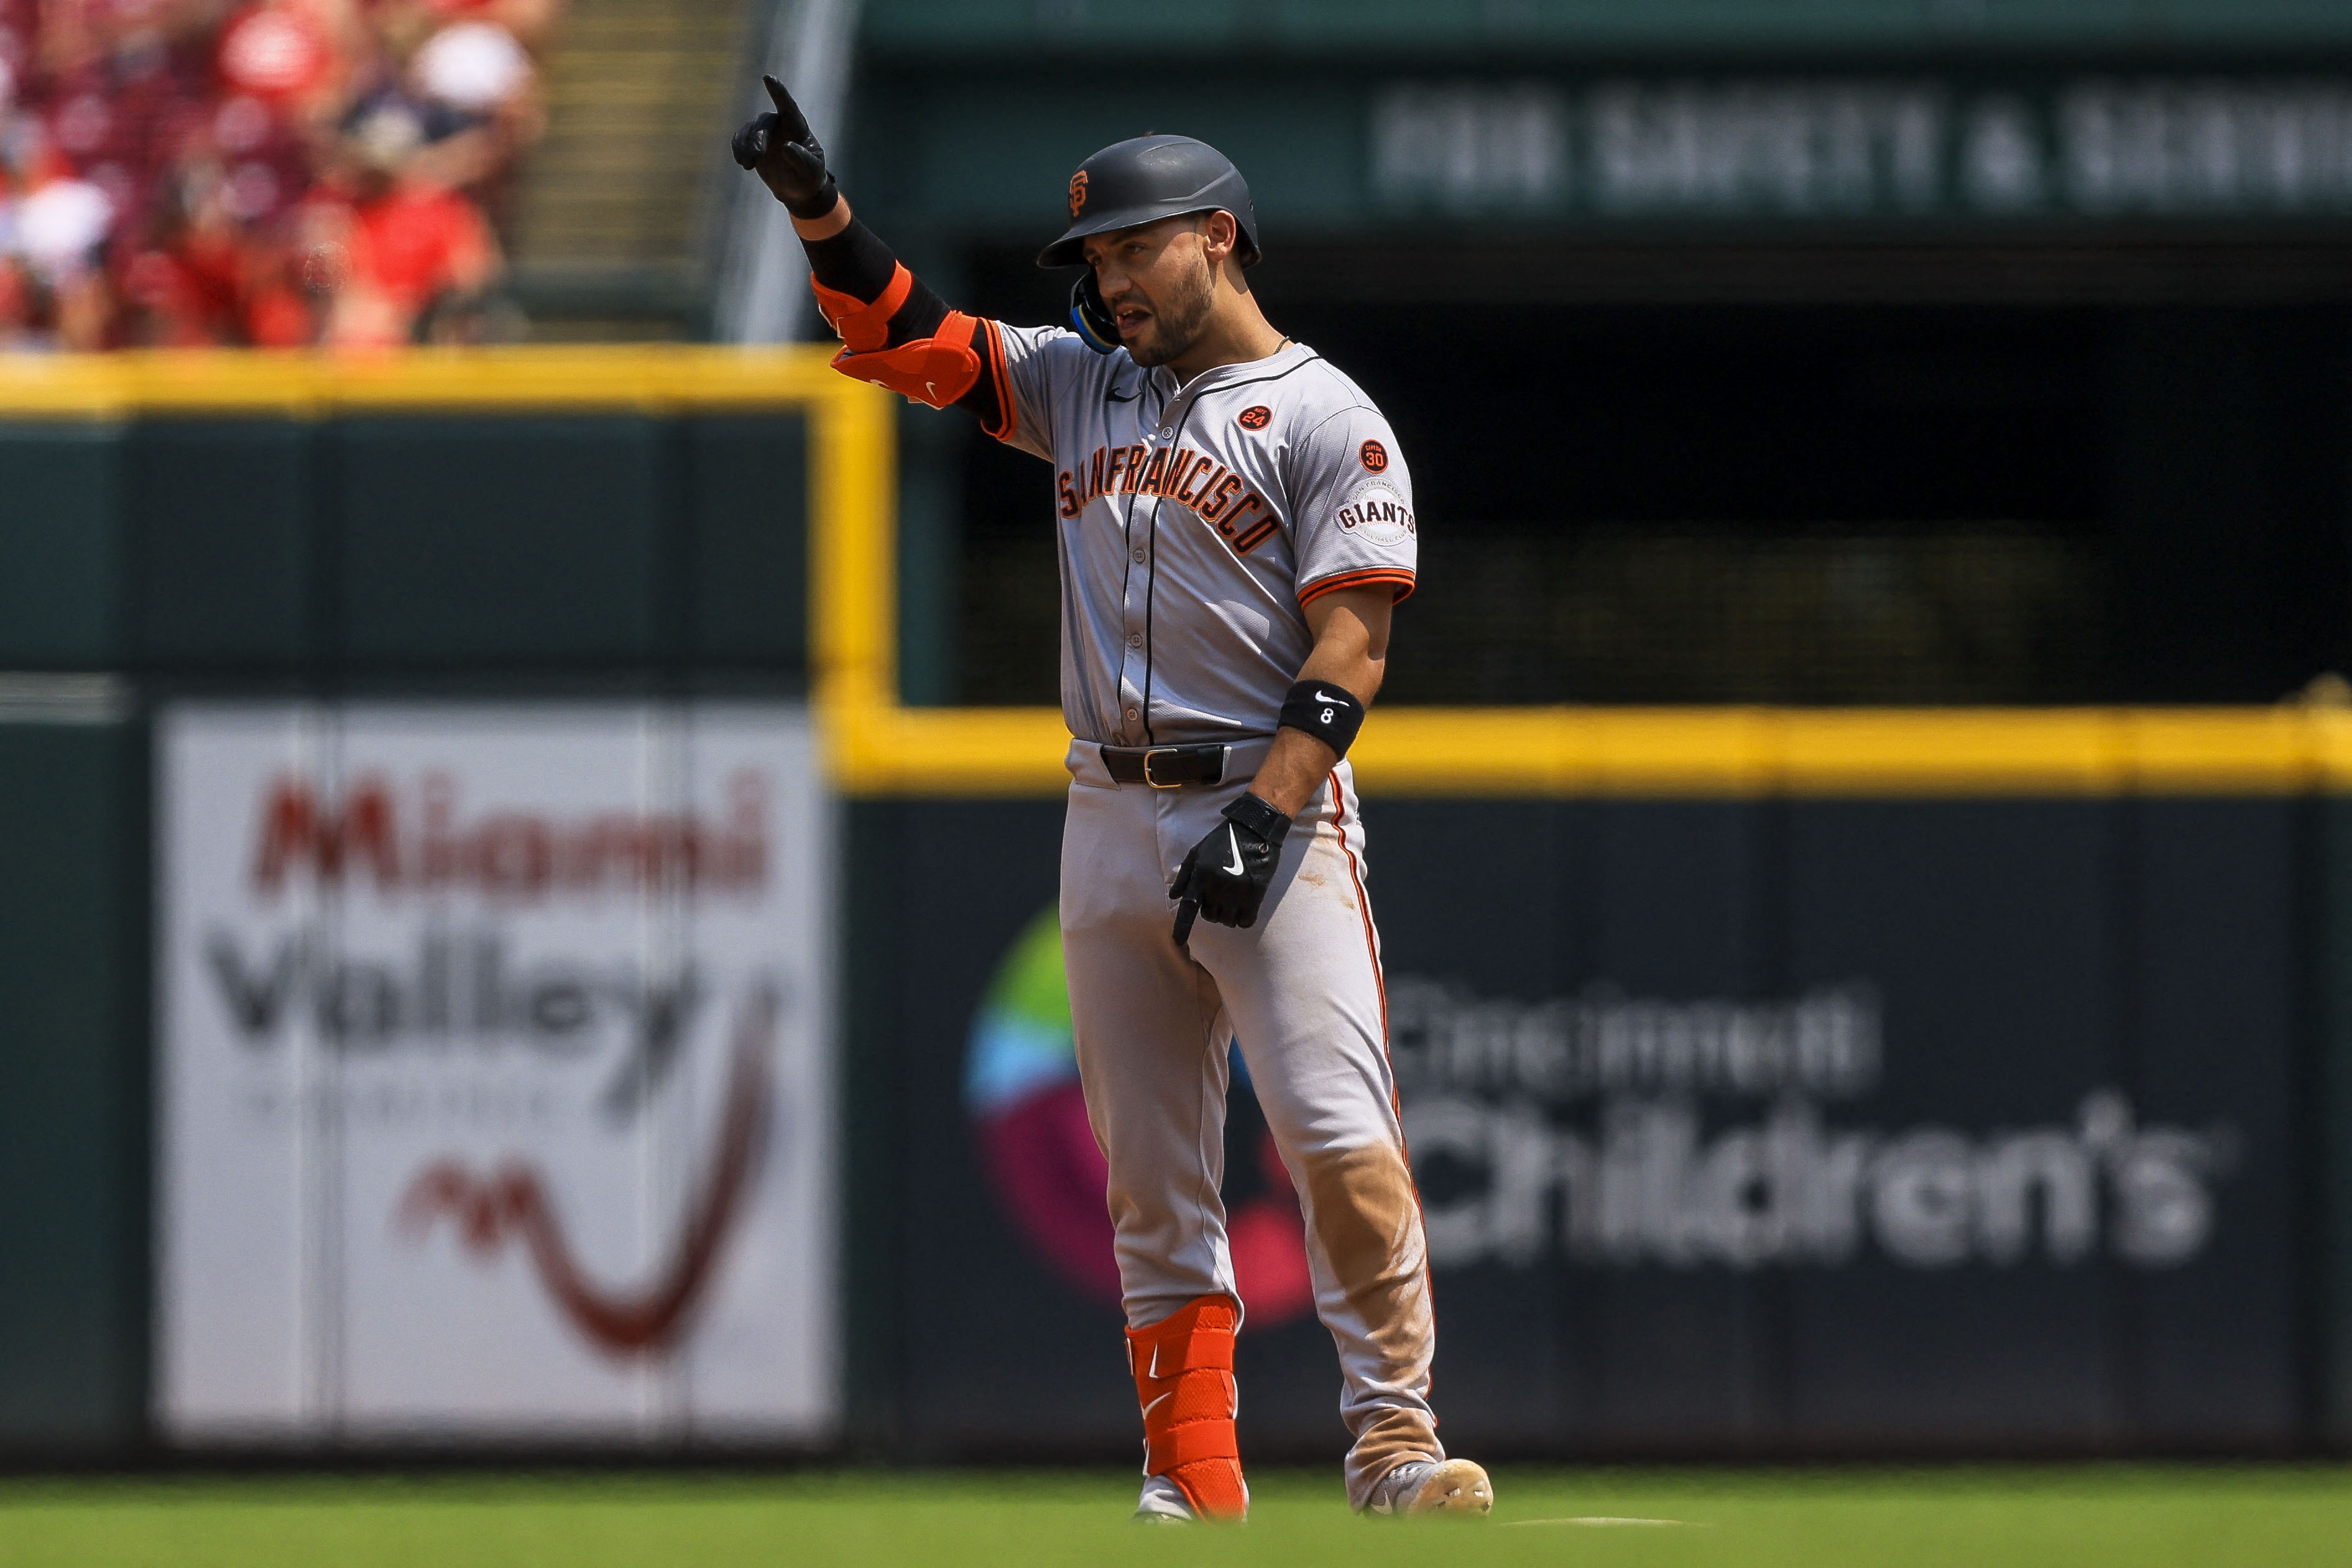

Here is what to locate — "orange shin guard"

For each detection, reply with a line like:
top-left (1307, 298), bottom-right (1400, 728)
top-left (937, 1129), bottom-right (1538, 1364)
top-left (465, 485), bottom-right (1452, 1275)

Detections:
top-left (1126, 1295), bottom-right (1247, 1521)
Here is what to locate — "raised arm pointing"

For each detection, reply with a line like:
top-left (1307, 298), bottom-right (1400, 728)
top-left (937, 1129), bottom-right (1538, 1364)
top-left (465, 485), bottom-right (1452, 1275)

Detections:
top-left (731, 76), bottom-right (1014, 433)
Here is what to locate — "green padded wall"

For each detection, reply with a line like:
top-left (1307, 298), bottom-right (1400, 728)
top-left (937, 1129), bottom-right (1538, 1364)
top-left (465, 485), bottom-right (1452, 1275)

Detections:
top-left (0, 713), bottom-right (145, 1451)
top-left (687, 414), bottom-right (809, 670)
top-left (127, 421), bottom-right (312, 666)
top-left (0, 426), bottom-right (121, 668)
top-left (0, 411), bottom-right (810, 679)
top-left (334, 417), bottom-right (669, 665)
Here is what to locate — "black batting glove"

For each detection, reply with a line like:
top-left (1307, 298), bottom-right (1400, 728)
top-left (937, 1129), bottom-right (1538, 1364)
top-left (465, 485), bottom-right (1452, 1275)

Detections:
top-left (1169, 794), bottom-right (1291, 946)
top-left (731, 74), bottom-right (839, 218)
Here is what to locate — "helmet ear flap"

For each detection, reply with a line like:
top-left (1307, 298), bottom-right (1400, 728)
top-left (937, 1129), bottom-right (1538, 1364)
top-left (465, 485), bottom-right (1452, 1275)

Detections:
top-left (1070, 271), bottom-right (1118, 354)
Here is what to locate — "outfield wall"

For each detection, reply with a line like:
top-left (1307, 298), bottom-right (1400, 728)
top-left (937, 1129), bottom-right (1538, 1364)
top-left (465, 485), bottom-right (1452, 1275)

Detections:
top-left (0, 696), bottom-right (147, 1452)
top-left (0, 352), bottom-right (851, 1454)
top-left (850, 792), bottom-right (2320, 1460)
top-left (0, 355), bottom-right (814, 680)
top-left (0, 351), bottom-right (2345, 1458)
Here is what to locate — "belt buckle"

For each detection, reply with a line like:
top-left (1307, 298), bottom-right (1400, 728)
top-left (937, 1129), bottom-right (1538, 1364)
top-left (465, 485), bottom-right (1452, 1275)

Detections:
top-left (1140, 747), bottom-right (1185, 788)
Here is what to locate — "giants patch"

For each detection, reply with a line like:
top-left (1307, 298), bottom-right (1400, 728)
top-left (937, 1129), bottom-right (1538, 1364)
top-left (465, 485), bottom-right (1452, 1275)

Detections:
top-left (1336, 482), bottom-right (1414, 545)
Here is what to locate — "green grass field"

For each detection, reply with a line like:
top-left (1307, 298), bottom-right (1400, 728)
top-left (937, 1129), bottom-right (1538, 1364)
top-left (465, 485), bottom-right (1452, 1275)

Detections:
top-left (3, 1465), bottom-right (2350, 1568)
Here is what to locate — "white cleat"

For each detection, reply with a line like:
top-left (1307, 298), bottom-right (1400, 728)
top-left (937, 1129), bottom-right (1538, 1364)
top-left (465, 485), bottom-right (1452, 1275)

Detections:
top-left (1132, 1474), bottom-right (1207, 1523)
top-left (1366, 1457), bottom-right (1494, 1519)
top-left (1131, 1473), bottom-right (1250, 1523)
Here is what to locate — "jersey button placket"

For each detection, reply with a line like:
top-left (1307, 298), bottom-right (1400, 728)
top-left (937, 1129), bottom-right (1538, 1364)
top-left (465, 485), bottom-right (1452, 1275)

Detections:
top-left (1118, 399), bottom-right (1174, 747)
top-left (1117, 605), bottom-right (1147, 744)
top-left (1121, 510), bottom-right (1150, 740)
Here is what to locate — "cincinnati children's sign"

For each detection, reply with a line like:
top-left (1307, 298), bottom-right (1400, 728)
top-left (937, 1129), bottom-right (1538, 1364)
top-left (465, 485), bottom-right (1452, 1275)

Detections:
top-left (157, 704), bottom-right (836, 1442)
top-left (1392, 979), bottom-right (2233, 1274)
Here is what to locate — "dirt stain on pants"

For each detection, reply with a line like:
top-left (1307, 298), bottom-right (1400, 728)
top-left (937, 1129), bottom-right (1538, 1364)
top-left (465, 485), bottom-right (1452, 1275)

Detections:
top-left (1304, 1141), bottom-right (1441, 1502)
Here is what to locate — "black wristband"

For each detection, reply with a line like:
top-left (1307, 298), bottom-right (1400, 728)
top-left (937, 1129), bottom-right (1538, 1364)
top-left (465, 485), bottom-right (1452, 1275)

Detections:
top-left (783, 173), bottom-right (839, 221)
top-left (1278, 680), bottom-right (1366, 759)
top-left (1221, 791), bottom-right (1291, 845)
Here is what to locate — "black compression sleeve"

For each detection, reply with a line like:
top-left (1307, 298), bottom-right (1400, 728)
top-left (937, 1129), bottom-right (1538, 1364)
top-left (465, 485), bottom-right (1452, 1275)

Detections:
top-left (798, 216), bottom-right (1008, 430)
top-left (798, 218), bottom-right (893, 297)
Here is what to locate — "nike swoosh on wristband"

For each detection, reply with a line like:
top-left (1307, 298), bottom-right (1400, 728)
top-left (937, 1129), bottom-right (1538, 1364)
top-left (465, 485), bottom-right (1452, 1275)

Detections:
top-left (1222, 831), bottom-right (1245, 877)
top-left (1314, 691), bottom-right (1344, 704)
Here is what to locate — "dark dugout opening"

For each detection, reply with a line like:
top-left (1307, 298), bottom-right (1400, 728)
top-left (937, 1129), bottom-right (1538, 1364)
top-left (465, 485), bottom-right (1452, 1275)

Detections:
top-left (949, 244), bottom-right (2352, 708)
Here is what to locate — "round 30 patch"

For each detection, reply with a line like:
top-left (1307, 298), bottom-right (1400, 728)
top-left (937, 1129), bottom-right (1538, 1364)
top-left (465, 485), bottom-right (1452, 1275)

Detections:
top-left (1359, 438), bottom-right (1388, 472)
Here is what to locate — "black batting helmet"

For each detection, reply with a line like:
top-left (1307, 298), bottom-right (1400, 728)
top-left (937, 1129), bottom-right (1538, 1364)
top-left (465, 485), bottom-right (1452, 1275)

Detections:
top-left (1037, 135), bottom-right (1261, 269)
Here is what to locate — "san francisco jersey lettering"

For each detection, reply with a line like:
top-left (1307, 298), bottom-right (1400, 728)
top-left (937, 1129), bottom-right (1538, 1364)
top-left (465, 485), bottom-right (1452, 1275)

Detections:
top-left (991, 332), bottom-right (1418, 748)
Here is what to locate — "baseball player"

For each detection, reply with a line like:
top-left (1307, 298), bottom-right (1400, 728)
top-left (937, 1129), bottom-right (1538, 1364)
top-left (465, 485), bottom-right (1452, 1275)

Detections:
top-left (735, 79), bottom-right (1490, 1523)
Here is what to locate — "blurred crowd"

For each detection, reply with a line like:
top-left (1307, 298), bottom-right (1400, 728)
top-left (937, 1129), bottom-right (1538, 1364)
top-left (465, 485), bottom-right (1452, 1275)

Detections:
top-left (0, 0), bottom-right (558, 350)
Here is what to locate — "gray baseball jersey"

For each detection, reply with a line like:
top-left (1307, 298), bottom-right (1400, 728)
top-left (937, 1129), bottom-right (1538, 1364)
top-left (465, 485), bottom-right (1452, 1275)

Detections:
top-left (990, 331), bottom-right (1418, 748)
top-left (969, 327), bottom-right (1444, 1508)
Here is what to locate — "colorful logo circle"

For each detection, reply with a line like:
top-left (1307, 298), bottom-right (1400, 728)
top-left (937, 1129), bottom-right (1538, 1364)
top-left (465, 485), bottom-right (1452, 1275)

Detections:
top-left (965, 906), bottom-right (1314, 1329)
top-left (1358, 438), bottom-right (1388, 473)
top-left (1238, 405), bottom-right (1272, 430)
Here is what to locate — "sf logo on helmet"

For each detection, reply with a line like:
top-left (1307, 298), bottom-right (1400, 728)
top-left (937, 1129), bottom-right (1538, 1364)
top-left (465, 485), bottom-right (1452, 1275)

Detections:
top-left (1068, 170), bottom-right (1089, 219)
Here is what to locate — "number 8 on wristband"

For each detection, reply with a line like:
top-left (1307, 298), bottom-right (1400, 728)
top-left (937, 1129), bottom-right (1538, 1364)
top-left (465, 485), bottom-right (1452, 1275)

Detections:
top-left (1278, 679), bottom-right (1365, 759)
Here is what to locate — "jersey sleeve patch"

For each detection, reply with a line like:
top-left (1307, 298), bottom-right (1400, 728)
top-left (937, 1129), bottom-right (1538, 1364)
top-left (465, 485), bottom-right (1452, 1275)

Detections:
top-left (1333, 481), bottom-right (1414, 546)
top-left (1288, 404), bottom-right (1417, 609)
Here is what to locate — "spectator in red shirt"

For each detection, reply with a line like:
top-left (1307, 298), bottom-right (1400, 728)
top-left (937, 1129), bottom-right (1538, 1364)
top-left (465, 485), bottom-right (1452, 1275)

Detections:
top-left (0, 0), bottom-right (550, 347)
top-left (307, 104), bottom-right (498, 346)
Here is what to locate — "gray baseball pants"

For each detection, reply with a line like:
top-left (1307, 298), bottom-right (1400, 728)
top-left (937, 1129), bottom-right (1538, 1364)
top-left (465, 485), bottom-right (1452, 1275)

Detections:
top-left (1056, 739), bottom-right (1442, 1509)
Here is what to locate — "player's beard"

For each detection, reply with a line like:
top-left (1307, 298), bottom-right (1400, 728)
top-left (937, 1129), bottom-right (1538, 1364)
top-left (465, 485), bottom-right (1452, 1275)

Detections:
top-left (1124, 251), bottom-right (1214, 367)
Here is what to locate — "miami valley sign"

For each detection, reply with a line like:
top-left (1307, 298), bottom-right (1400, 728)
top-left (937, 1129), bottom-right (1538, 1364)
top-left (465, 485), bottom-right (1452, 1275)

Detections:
top-left (157, 704), bottom-right (836, 1444)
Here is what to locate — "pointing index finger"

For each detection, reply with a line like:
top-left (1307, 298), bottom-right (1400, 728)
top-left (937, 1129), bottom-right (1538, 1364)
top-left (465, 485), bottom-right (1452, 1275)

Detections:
top-left (762, 74), bottom-right (813, 139)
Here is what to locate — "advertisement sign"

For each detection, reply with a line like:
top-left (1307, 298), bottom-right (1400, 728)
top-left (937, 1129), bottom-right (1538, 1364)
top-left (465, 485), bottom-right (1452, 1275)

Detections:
top-left (965, 906), bottom-right (1317, 1330)
top-left (159, 703), bottom-right (835, 1444)
top-left (1372, 75), bottom-right (2352, 222)
top-left (865, 796), bottom-right (2302, 1457)
top-left (1392, 980), bottom-right (2221, 1275)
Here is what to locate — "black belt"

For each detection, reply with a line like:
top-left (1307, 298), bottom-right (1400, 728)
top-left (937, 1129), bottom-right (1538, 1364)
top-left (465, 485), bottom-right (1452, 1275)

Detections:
top-left (1100, 743), bottom-right (1227, 788)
